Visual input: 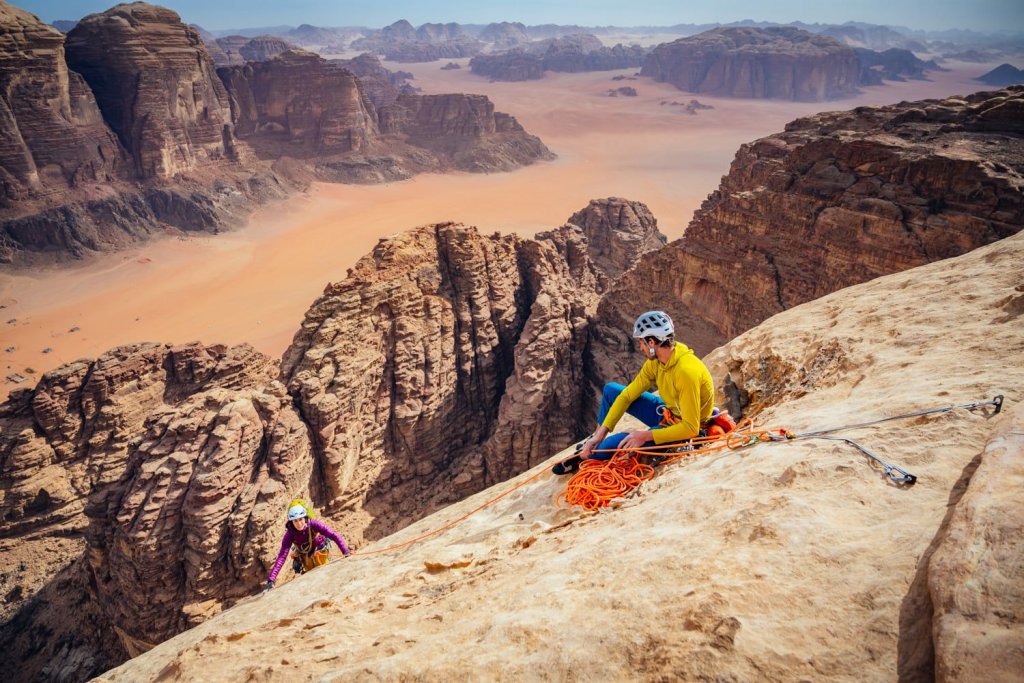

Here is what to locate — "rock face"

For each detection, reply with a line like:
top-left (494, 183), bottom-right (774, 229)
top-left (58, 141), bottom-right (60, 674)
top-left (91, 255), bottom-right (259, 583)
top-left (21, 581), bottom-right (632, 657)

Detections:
top-left (0, 3), bottom-right (553, 265)
top-left (927, 403), bottom-right (1024, 682)
top-left (218, 52), bottom-right (552, 179)
top-left (0, 342), bottom-right (282, 680)
top-left (978, 63), bottom-right (1024, 87)
top-left (855, 47), bottom-right (939, 85)
top-left (378, 92), bottom-right (554, 172)
top-left (279, 223), bottom-right (599, 541)
top-left (330, 53), bottom-right (414, 109)
top-left (1, 204), bottom-right (638, 679)
top-left (88, 229), bottom-right (1024, 683)
top-left (65, 3), bottom-right (235, 179)
top-left (0, 1), bottom-right (126, 203)
top-left (352, 19), bottom-right (483, 63)
top-left (470, 35), bottom-right (647, 81)
top-left (479, 21), bottom-right (530, 50)
top-left (592, 86), bottom-right (1024, 383)
top-left (209, 34), bottom-right (295, 67)
top-left (641, 27), bottom-right (860, 101)
top-left (218, 50), bottom-right (379, 154)
top-left (565, 197), bottom-right (666, 280)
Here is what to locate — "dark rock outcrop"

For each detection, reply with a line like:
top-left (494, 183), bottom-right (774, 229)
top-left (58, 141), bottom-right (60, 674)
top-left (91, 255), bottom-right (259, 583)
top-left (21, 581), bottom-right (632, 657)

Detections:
top-left (352, 19), bottom-right (483, 63)
top-left (479, 21), bottom-right (530, 50)
top-left (211, 34), bottom-right (296, 67)
top-left (0, 1), bottom-right (126, 203)
top-left (65, 3), bottom-right (235, 179)
top-left (329, 53), bottom-right (415, 109)
top-left (855, 47), bottom-right (939, 84)
top-left (0, 342), bottom-right (282, 681)
top-left (470, 34), bottom-right (647, 81)
top-left (977, 63), bottom-right (1024, 87)
top-left (218, 51), bottom-right (552, 178)
top-left (378, 92), bottom-right (554, 172)
top-left (0, 3), bottom-right (552, 265)
top-left (591, 87), bottom-right (1024, 383)
top-left (641, 27), bottom-right (860, 101)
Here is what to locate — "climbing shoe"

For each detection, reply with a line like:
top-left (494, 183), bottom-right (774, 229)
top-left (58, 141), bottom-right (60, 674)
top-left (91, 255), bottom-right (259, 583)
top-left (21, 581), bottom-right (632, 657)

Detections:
top-left (552, 455), bottom-right (582, 476)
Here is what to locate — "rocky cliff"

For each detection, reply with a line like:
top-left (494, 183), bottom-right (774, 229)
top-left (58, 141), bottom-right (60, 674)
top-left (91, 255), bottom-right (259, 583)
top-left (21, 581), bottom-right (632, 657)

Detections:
top-left (329, 53), bottom-right (414, 109)
top-left (591, 86), bottom-right (1024, 384)
top-left (470, 34), bottom-right (647, 81)
top-left (0, 0), bottom-right (284, 266)
top-left (65, 3), bottom-right (235, 179)
top-left (0, 1), bottom-right (126, 204)
top-left (218, 49), bottom-right (379, 153)
top-left (218, 52), bottom-right (552, 180)
top-left (1, 202), bottom-right (648, 679)
top-left (641, 26), bottom-right (861, 101)
top-left (352, 19), bottom-right (483, 63)
top-left (0, 2), bottom-right (553, 265)
top-left (92, 225), bottom-right (1024, 683)
top-left (211, 34), bottom-right (296, 67)
top-left (565, 197), bottom-right (666, 280)
top-left (479, 21), bottom-right (530, 50)
top-left (855, 47), bottom-right (940, 85)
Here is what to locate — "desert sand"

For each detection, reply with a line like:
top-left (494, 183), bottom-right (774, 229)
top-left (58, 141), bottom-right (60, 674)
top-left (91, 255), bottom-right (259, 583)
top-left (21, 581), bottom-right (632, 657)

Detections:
top-left (0, 60), bottom-right (999, 399)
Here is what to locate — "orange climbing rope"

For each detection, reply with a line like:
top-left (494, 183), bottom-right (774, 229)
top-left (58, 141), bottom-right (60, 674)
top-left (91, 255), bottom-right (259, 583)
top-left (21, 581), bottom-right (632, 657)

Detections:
top-left (556, 418), bottom-right (781, 511)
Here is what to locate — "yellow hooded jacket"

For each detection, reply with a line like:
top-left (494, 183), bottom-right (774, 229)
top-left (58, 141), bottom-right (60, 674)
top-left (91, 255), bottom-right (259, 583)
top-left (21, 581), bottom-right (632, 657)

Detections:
top-left (601, 341), bottom-right (714, 444)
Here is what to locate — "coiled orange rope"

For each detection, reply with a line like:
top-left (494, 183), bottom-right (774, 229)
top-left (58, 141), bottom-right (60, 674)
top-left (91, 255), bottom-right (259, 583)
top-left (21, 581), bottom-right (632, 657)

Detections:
top-left (556, 419), bottom-right (780, 511)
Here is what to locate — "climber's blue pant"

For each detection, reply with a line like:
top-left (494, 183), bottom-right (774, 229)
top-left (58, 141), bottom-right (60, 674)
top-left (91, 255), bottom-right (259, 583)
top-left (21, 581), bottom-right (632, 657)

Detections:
top-left (589, 382), bottom-right (666, 461)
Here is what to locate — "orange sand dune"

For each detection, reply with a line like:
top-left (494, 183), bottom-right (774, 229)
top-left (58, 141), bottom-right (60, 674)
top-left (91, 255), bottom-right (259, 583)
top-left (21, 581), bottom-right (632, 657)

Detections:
top-left (0, 62), bottom-right (995, 398)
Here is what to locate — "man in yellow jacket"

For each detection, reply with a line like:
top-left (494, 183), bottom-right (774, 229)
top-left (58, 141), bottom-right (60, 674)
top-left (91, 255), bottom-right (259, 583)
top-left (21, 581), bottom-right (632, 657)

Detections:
top-left (553, 310), bottom-right (715, 475)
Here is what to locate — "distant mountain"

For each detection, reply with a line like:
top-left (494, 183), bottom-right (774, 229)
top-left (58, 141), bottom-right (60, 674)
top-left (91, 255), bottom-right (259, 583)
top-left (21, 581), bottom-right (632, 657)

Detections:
top-left (978, 63), bottom-right (1024, 86)
top-left (50, 19), bottom-right (76, 32)
top-left (855, 47), bottom-right (942, 84)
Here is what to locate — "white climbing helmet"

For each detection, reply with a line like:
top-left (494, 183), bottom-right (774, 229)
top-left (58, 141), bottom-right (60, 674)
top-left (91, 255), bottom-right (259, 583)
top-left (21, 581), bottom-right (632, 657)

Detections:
top-left (632, 310), bottom-right (674, 342)
top-left (287, 504), bottom-right (307, 521)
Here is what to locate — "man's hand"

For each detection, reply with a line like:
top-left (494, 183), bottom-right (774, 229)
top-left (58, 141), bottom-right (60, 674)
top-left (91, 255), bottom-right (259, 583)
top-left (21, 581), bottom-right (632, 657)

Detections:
top-left (619, 429), bottom-right (653, 451)
top-left (578, 435), bottom-right (601, 459)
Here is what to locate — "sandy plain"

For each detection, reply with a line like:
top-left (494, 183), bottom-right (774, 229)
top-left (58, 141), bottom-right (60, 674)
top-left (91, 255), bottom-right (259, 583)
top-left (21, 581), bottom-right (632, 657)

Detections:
top-left (0, 59), bottom-right (1001, 398)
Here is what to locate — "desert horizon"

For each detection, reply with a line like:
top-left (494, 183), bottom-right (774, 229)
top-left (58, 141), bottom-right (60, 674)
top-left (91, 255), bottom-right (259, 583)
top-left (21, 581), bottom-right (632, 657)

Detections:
top-left (0, 59), bottom-right (1001, 399)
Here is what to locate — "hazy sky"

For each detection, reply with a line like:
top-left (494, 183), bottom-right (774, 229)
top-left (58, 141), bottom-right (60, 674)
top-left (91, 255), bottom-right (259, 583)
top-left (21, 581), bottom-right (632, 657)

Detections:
top-left (17, 0), bottom-right (1024, 33)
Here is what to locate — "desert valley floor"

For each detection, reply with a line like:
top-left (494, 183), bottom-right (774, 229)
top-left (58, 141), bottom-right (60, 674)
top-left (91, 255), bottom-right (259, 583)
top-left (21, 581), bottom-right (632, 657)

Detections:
top-left (0, 59), bottom-right (1002, 398)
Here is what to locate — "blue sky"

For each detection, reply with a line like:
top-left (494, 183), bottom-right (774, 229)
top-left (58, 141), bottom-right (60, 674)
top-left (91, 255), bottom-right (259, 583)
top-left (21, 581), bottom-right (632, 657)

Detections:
top-left (16, 0), bottom-right (1024, 33)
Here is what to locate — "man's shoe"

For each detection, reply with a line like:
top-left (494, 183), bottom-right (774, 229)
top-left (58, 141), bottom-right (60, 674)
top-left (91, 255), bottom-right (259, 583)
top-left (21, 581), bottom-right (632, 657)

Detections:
top-left (552, 455), bottom-right (582, 476)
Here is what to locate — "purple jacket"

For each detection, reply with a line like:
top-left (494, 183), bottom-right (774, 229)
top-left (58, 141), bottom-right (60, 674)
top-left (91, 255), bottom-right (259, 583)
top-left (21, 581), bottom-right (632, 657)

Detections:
top-left (268, 518), bottom-right (350, 582)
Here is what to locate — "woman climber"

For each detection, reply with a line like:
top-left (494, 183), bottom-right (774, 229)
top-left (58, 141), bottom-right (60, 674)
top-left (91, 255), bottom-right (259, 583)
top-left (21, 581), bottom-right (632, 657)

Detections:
top-left (553, 310), bottom-right (716, 475)
top-left (263, 500), bottom-right (351, 591)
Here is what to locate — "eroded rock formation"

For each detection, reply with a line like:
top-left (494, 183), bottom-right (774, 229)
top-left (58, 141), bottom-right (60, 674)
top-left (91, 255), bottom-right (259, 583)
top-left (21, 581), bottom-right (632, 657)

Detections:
top-left (641, 27), bottom-right (860, 100)
top-left (592, 86), bottom-right (1024, 384)
top-left (470, 34), bottom-right (647, 81)
top-left (352, 19), bottom-right (483, 63)
top-left (565, 197), bottom-right (666, 280)
top-left (0, 342), bottom-right (282, 680)
top-left (0, 1), bottom-right (126, 203)
top-left (279, 223), bottom-right (599, 540)
top-left (0, 2), bottom-right (553, 265)
top-left (209, 34), bottom-right (296, 67)
top-left (218, 49), bottom-right (379, 153)
top-left (1, 206), bottom-right (636, 679)
top-left (65, 3), bottom-right (235, 179)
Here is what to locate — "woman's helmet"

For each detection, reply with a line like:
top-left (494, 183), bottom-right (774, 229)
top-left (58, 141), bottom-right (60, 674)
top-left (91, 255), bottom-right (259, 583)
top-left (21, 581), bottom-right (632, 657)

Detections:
top-left (632, 310), bottom-right (674, 342)
top-left (287, 504), bottom-right (307, 521)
